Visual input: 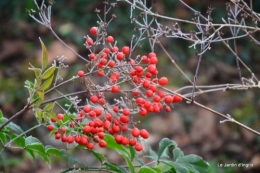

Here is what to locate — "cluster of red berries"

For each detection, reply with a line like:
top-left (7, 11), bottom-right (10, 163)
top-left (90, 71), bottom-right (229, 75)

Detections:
top-left (47, 26), bottom-right (183, 152)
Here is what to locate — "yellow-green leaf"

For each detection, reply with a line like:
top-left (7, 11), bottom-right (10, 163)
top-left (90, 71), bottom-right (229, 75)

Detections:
top-left (35, 108), bottom-right (42, 123)
top-left (28, 67), bottom-right (42, 78)
top-left (46, 112), bottom-right (57, 121)
top-left (39, 38), bottom-right (48, 71)
top-left (37, 90), bottom-right (44, 102)
top-left (43, 112), bottom-right (48, 122)
top-left (43, 103), bottom-right (55, 112)
top-left (40, 63), bottom-right (56, 79)
top-left (39, 74), bottom-right (54, 90)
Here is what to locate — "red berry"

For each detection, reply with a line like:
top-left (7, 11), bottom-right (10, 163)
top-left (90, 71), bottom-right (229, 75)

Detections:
top-left (136, 97), bottom-right (145, 105)
top-left (99, 140), bottom-right (107, 148)
top-left (164, 95), bottom-right (173, 104)
top-left (120, 115), bottom-right (129, 123)
top-left (116, 52), bottom-right (124, 61)
top-left (141, 55), bottom-right (148, 63)
top-left (60, 127), bottom-right (66, 133)
top-left (86, 37), bottom-right (93, 46)
top-left (149, 85), bottom-right (157, 92)
top-left (122, 46), bottom-right (130, 54)
top-left (148, 52), bottom-right (156, 58)
top-left (75, 135), bottom-right (81, 143)
top-left (67, 135), bottom-right (74, 144)
top-left (139, 108), bottom-right (147, 116)
top-left (121, 137), bottom-right (129, 145)
top-left (100, 58), bottom-right (107, 65)
top-left (135, 143), bottom-right (143, 151)
top-left (98, 98), bottom-right (106, 105)
top-left (89, 53), bottom-right (95, 60)
top-left (121, 125), bottom-right (128, 131)
top-left (157, 91), bottom-right (165, 98)
top-left (83, 126), bottom-right (92, 133)
top-left (90, 27), bottom-right (98, 35)
top-left (90, 95), bottom-right (98, 103)
top-left (159, 77), bottom-right (168, 86)
top-left (61, 136), bottom-right (67, 142)
top-left (112, 125), bottom-right (120, 133)
top-left (103, 120), bottom-right (111, 130)
top-left (113, 106), bottom-right (119, 112)
top-left (106, 36), bottom-right (114, 43)
top-left (112, 46), bottom-right (119, 53)
top-left (50, 117), bottom-right (56, 122)
top-left (144, 101), bottom-right (152, 109)
top-left (57, 113), bottom-right (64, 120)
top-left (112, 85), bottom-right (120, 93)
top-left (78, 70), bottom-right (85, 77)
top-left (140, 129), bottom-right (149, 139)
top-left (104, 48), bottom-right (110, 54)
top-left (150, 56), bottom-right (158, 64)
top-left (108, 60), bottom-right (116, 68)
top-left (129, 139), bottom-right (137, 146)
top-left (98, 132), bottom-right (105, 139)
top-left (132, 90), bottom-right (140, 97)
top-left (146, 90), bottom-right (154, 97)
top-left (115, 135), bottom-right (123, 144)
top-left (83, 105), bottom-right (92, 113)
top-left (97, 70), bottom-right (105, 77)
top-left (165, 106), bottom-right (171, 112)
top-left (148, 65), bottom-right (157, 74)
top-left (123, 108), bottom-right (130, 116)
top-left (173, 95), bottom-right (183, 103)
top-left (131, 127), bottom-right (140, 137)
top-left (89, 110), bottom-right (96, 117)
top-left (93, 108), bottom-right (102, 116)
top-left (55, 133), bottom-right (61, 139)
top-left (47, 125), bottom-right (54, 131)
top-left (153, 95), bottom-right (161, 102)
top-left (87, 143), bottom-right (94, 150)
top-left (142, 80), bottom-right (150, 88)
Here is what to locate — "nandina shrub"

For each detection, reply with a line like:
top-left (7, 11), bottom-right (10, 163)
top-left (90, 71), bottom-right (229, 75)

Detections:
top-left (1, 0), bottom-right (260, 172)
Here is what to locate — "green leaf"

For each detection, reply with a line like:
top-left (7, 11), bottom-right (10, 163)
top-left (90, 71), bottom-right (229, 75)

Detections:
top-left (0, 131), bottom-right (6, 144)
top-left (7, 122), bottom-right (24, 134)
top-left (26, 148), bottom-right (36, 159)
top-left (158, 138), bottom-right (177, 160)
top-left (35, 108), bottom-right (42, 123)
top-left (104, 134), bottom-right (129, 157)
top-left (129, 145), bottom-right (135, 160)
top-left (134, 157), bottom-right (144, 166)
top-left (89, 150), bottom-right (107, 163)
top-left (123, 155), bottom-right (135, 173)
top-left (138, 166), bottom-right (159, 173)
top-left (45, 145), bottom-right (62, 157)
top-left (173, 148), bottom-right (184, 161)
top-left (46, 112), bottom-right (57, 122)
top-left (144, 140), bottom-right (158, 160)
top-left (39, 73), bottom-right (54, 90)
top-left (0, 109), bottom-right (3, 118)
top-left (104, 161), bottom-right (128, 173)
top-left (40, 38), bottom-right (48, 71)
top-left (42, 112), bottom-right (48, 123)
top-left (41, 63), bottom-right (56, 79)
top-left (61, 150), bottom-right (85, 165)
top-left (28, 67), bottom-right (42, 78)
top-left (43, 103), bottom-right (55, 112)
top-left (25, 136), bottom-right (45, 154)
top-left (77, 144), bottom-right (107, 163)
top-left (175, 155), bottom-right (209, 173)
top-left (33, 90), bottom-right (44, 106)
top-left (159, 160), bottom-right (188, 173)
top-left (5, 132), bottom-right (25, 147)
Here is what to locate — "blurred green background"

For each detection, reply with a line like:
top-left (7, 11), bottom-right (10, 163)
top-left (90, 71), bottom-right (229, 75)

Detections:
top-left (1, 0), bottom-right (260, 172)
